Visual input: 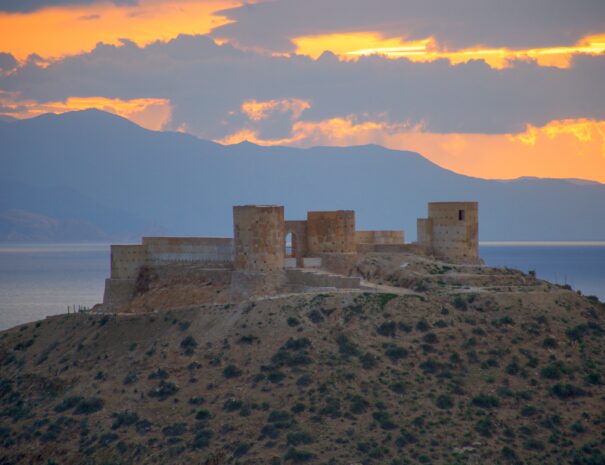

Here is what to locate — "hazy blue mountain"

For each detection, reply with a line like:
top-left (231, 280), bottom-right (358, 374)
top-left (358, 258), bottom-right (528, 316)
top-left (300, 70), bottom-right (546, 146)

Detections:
top-left (1, 109), bottom-right (604, 241)
top-left (0, 208), bottom-right (110, 242)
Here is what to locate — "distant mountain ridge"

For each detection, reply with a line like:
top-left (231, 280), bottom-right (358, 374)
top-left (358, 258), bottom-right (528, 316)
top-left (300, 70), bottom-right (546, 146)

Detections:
top-left (1, 109), bottom-right (604, 241)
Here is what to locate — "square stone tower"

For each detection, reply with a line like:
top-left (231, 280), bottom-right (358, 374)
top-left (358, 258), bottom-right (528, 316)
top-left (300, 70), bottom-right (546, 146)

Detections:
top-left (417, 202), bottom-right (479, 261)
top-left (306, 210), bottom-right (356, 255)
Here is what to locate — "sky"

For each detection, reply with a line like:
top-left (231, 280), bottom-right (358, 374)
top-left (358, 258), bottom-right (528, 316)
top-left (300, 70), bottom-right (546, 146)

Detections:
top-left (1, 0), bottom-right (605, 182)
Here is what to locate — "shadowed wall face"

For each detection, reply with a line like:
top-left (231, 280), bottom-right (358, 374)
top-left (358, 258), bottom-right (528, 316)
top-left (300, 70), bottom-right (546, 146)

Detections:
top-left (306, 210), bottom-right (356, 254)
top-left (233, 205), bottom-right (285, 272)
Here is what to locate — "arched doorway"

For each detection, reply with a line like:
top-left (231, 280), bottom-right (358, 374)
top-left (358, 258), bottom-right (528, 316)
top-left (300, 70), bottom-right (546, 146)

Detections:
top-left (285, 231), bottom-right (297, 258)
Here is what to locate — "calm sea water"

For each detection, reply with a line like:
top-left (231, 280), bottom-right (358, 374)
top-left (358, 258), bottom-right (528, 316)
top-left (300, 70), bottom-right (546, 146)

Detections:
top-left (480, 243), bottom-right (605, 301)
top-left (0, 242), bottom-right (604, 331)
top-left (0, 243), bottom-right (110, 331)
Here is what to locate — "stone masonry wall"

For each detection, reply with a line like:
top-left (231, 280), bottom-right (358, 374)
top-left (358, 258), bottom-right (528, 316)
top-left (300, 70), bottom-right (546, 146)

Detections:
top-left (110, 245), bottom-right (147, 280)
top-left (356, 230), bottom-right (405, 245)
top-left (428, 202), bottom-right (478, 260)
top-left (306, 210), bottom-right (356, 255)
top-left (143, 237), bottom-right (233, 266)
top-left (233, 205), bottom-right (285, 272)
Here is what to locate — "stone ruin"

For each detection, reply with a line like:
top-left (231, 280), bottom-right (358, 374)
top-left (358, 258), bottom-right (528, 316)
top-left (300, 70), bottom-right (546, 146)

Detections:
top-left (102, 202), bottom-right (479, 310)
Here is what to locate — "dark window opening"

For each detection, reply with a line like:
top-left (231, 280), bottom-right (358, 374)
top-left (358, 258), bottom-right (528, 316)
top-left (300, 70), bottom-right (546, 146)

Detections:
top-left (458, 209), bottom-right (465, 221)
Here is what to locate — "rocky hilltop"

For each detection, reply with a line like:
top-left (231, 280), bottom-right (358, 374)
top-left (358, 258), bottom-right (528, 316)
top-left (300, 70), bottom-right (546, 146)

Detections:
top-left (1, 252), bottom-right (604, 465)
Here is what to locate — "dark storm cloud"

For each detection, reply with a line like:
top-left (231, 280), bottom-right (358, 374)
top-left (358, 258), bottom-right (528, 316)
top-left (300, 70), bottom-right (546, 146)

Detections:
top-left (212, 0), bottom-right (605, 52)
top-left (1, 35), bottom-right (604, 138)
top-left (0, 0), bottom-right (136, 13)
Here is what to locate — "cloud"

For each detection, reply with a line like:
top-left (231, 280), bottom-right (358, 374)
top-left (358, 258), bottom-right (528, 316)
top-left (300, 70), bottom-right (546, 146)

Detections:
top-left (3, 35), bottom-right (604, 137)
top-left (212, 0), bottom-right (605, 52)
top-left (0, 94), bottom-right (172, 130)
top-left (220, 113), bottom-right (605, 183)
top-left (0, 52), bottom-right (17, 71)
top-left (0, 0), bottom-right (137, 13)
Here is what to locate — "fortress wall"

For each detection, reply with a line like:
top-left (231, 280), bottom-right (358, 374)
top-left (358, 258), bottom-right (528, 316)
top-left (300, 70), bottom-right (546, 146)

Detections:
top-left (103, 278), bottom-right (136, 311)
top-left (428, 202), bottom-right (478, 260)
top-left (110, 245), bottom-right (147, 280)
top-left (357, 243), bottom-right (422, 254)
top-left (233, 205), bottom-right (285, 272)
top-left (142, 237), bottom-right (233, 265)
top-left (306, 210), bottom-right (356, 255)
top-left (416, 218), bottom-right (433, 247)
top-left (356, 230), bottom-right (405, 245)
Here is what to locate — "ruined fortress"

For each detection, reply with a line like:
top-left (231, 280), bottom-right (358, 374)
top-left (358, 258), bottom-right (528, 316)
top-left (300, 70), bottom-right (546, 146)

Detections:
top-left (103, 202), bottom-right (478, 310)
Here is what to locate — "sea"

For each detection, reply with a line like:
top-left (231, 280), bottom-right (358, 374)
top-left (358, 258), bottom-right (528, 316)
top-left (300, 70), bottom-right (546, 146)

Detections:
top-left (0, 242), bottom-right (604, 331)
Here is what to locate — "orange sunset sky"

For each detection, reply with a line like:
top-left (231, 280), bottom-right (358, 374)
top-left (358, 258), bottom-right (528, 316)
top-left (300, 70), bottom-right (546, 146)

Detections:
top-left (1, 0), bottom-right (605, 182)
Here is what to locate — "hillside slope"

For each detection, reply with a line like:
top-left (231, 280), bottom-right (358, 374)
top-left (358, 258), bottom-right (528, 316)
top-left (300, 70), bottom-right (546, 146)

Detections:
top-left (1, 257), bottom-right (604, 465)
top-left (2, 110), bottom-right (605, 240)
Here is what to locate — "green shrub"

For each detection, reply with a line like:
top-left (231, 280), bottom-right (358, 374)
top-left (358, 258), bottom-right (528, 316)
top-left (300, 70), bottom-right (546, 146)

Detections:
top-left (319, 397), bottom-right (341, 418)
top-left (359, 352), bottom-right (378, 369)
top-left (287, 431), bottom-right (314, 446)
top-left (189, 396), bottom-right (205, 405)
top-left (238, 335), bottom-right (258, 344)
top-left (74, 397), bottom-right (104, 415)
top-left (223, 399), bottom-right (243, 412)
top-left (521, 405), bottom-right (538, 417)
top-left (384, 344), bottom-right (408, 361)
top-left (415, 319), bottom-right (430, 332)
top-left (475, 417), bottom-right (494, 437)
top-left (148, 368), bottom-right (169, 380)
top-left (390, 382), bottom-right (406, 394)
top-left (540, 361), bottom-right (566, 380)
top-left (419, 359), bottom-right (441, 374)
top-left (336, 334), bottom-right (359, 357)
top-left (452, 296), bottom-right (468, 311)
top-left (54, 396), bottom-right (83, 413)
top-left (372, 410), bottom-right (396, 430)
top-left (296, 374), bottom-right (312, 386)
top-left (377, 321), bottom-right (397, 337)
top-left (550, 383), bottom-right (586, 399)
top-left (267, 370), bottom-right (286, 383)
top-left (261, 423), bottom-right (280, 439)
top-left (287, 317), bottom-right (300, 327)
top-left (376, 293), bottom-right (397, 308)
top-left (284, 447), bottom-right (314, 463)
top-left (148, 380), bottom-right (178, 400)
top-left (307, 310), bottom-right (324, 323)
top-left (523, 438), bottom-right (545, 451)
top-left (350, 395), bottom-right (369, 414)
top-left (223, 364), bottom-right (242, 378)
top-left (543, 337), bottom-right (558, 348)
top-left (472, 394), bottom-right (499, 409)
top-left (162, 423), bottom-right (187, 436)
top-left (395, 429), bottom-right (417, 448)
top-left (435, 394), bottom-right (453, 409)
top-left (111, 410), bottom-right (139, 429)
top-left (195, 409), bottom-right (211, 420)
top-left (191, 428), bottom-right (212, 449)
top-left (268, 410), bottom-right (293, 428)
top-left (180, 335), bottom-right (198, 355)
top-left (291, 403), bottom-right (305, 414)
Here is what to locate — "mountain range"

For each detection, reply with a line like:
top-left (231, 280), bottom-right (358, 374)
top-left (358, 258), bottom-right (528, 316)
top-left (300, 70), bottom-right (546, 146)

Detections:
top-left (1, 109), bottom-right (604, 241)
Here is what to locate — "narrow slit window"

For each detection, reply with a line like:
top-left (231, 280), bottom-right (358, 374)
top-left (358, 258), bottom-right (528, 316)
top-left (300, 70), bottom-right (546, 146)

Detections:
top-left (458, 209), bottom-right (465, 221)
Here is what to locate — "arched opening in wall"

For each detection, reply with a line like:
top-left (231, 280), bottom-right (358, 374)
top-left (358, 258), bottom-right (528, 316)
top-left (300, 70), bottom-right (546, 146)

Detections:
top-left (285, 232), bottom-right (297, 258)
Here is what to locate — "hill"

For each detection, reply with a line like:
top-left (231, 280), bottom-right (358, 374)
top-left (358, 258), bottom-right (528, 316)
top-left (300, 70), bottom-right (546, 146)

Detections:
top-left (1, 253), bottom-right (604, 465)
top-left (1, 110), bottom-right (605, 241)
